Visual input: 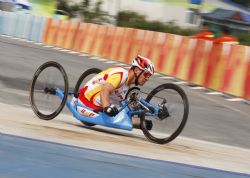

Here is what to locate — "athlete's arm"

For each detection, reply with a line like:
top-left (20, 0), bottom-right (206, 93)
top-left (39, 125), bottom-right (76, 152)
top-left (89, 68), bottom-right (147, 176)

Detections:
top-left (100, 82), bottom-right (115, 108)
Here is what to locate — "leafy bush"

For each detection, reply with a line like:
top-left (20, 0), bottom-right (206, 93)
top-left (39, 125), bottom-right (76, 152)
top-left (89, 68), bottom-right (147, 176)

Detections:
top-left (117, 11), bottom-right (196, 36)
top-left (237, 32), bottom-right (250, 46)
top-left (56, 0), bottom-right (110, 24)
top-left (56, 0), bottom-right (79, 18)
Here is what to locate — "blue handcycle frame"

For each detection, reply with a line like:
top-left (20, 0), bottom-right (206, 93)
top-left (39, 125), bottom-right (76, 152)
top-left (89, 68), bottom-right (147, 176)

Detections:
top-left (56, 88), bottom-right (160, 131)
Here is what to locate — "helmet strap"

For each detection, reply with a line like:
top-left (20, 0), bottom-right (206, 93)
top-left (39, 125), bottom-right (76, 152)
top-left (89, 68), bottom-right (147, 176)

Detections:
top-left (133, 68), bottom-right (144, 86)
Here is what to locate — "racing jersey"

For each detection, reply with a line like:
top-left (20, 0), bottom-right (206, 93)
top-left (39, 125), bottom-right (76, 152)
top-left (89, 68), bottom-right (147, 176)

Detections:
top-left (78, 67), bottom-right (129, 110)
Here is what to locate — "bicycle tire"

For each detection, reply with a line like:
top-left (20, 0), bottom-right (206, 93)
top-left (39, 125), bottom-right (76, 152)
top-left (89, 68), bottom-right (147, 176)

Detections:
top-left (29, 61), bottom-right (69, 120)
top-left (140, 83), bottom-right (189, 144)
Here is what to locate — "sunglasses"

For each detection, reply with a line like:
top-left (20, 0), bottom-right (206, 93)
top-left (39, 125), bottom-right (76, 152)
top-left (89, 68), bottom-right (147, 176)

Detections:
top-left (143, 72), bottom-right (151, 80)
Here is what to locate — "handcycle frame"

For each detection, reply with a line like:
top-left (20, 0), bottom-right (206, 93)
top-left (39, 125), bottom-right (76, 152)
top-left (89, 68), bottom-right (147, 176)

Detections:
top-left (30, 61), bottom-right (189, 144)
top-left (56, 88), bottom-right (160, 131)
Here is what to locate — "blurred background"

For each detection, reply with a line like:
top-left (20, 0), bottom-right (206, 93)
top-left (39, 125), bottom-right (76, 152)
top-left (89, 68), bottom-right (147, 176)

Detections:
top-left (0, 0), bottom-right (249, 45)
top-left (0, 2), bottom-right (250, 176)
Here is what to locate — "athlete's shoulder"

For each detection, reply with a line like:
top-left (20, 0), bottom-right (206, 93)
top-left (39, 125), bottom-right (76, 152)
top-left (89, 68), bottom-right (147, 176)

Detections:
top-left (109, 67), bottom-right (128, 74)
top-left (108, 67), bottom-right (129, 85)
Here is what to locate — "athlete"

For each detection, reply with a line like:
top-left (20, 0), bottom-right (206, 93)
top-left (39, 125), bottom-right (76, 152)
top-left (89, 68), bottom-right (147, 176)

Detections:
top-left (213, 26), bottom-right (239, 45)
top-left (192, 22), bottom-right (214, 40)
top-left (76, 55), bottom-right (154, 130)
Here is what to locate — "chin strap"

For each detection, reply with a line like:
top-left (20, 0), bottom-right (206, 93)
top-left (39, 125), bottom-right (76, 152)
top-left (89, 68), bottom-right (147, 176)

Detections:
top-left (132, 68), bottom-right (144, 86)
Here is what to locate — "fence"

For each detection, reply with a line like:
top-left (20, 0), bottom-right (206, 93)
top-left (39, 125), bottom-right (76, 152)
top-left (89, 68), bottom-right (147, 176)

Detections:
top-left (1, 11), bottom-right (249, 100)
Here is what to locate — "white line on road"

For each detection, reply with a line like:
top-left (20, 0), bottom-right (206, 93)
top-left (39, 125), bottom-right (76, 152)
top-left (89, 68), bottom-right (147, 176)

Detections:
top-left (96, 58), bottom-right (107, 61)
top-left (22, 39), bottom-right (31, 42)
top-left (89, 56), bottom-right (100, 60)
top-left (53, 47), bottom-right (62, 50)
top-left (68, 51), bottom-right (79, 54)
top-left (191, 89), bottom-right (250, 118)
top-left (225, 98), bottom-right (245, 102)
top-left (205, 92), bottom-right (224, 95)
top-left (173, 81), bottom-right (187, 85)
top-left (79, 53), bottom-right (89, 57)
top-left (21, 40), bottom-right (28, 42)
top-left (160, 76), bottom-right (174, 80)
top-left (190, 86), bottom-right (205, 90)
top-left (105, 61), bottom-right (117, 64)
top-left (60, 49), bottom-right (70, 52)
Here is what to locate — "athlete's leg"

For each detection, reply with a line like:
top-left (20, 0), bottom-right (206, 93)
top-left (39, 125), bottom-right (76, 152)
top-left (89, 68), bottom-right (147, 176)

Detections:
top-left (132, 117), bottom-right (140, 129)
top-left (132, 117), bottom-right (152, 130)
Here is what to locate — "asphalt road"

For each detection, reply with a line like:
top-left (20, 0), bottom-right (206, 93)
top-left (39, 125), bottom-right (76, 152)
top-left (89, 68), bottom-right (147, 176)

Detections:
top-left (0, 35), bottom-right (250, 148)
top-left (1, 133), bottom-right (248, 178)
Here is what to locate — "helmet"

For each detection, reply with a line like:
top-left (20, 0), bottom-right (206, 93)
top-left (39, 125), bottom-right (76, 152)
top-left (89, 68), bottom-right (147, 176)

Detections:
top-left (132, 55), bottom-right (154, 75)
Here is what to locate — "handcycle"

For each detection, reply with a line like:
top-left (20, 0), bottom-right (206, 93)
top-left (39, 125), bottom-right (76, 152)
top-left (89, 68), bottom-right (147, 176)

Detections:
top-left (29, 61), bottom-right (189, 144)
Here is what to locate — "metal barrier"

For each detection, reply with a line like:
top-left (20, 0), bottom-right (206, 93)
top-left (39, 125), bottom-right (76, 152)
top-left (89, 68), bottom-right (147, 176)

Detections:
top-left (0, 11), bottom-right (45, 42)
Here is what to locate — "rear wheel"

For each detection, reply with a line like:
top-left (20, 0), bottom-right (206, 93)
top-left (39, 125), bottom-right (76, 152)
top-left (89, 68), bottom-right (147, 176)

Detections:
top-left (140, 83), bottom-right (189, 144)
top-left (74, 68), bottom-right (102, 126)
top-left (30, 61), bottom-right (69, 120)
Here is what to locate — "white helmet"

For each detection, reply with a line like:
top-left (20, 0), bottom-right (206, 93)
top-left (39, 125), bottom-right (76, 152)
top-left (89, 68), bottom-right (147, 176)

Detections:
top-left (132, 55), bottom-right (154, 75)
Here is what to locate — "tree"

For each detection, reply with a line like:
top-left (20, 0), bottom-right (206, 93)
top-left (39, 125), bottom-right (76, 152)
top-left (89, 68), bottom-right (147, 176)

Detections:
top-left (78, 0), bottom-right (110, 24)
top-left (117, 10), bottom-right (195, 35)
top-left (231, 0), bottom-right (250, 7)
top-left (56, 0), bottom-right (79, 18)
top-left (56, 0), bottom-right (110, 24)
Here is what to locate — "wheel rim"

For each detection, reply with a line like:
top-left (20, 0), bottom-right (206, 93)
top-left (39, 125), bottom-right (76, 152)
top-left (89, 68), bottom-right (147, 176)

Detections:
top-left (141, 84), bottom-right (189, 144)
top-left (30, 62), bottom-right (68, 120)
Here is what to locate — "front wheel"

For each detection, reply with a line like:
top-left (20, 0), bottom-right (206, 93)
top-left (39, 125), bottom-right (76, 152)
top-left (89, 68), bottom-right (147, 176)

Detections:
top-left (29, 61), bottom-right (69, 120)
top-left (140, 83), bottom-right (189, 144)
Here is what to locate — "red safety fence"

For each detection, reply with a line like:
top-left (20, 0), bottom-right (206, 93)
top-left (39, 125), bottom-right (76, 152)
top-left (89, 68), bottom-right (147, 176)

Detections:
top-left (42, 19), bottom-right (250, 100)
top-left (55, 20), bottom-right (69, 48)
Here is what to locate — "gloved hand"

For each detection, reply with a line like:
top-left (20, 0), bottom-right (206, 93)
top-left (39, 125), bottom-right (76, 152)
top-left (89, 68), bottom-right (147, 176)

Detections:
top-left (103, 104), bottom-right (119, 117)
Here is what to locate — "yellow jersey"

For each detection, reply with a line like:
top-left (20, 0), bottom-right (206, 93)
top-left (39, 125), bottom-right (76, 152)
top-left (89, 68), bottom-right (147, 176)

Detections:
top-left (78, 67), bottom-right (129, 110)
